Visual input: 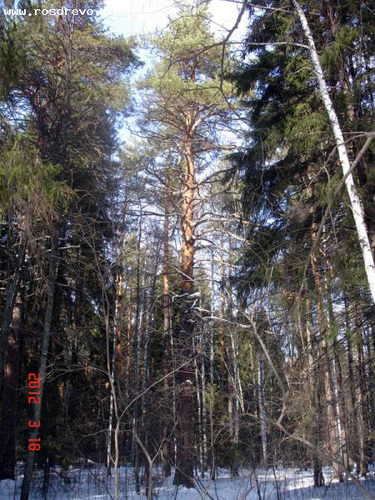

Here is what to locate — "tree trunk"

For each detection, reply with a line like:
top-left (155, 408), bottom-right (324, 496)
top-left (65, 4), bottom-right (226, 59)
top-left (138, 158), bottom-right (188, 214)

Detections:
top-left (325, 262), bottom-right (347, 476)
top-left (200, 329), bottom-right (208, 477)
top-left (292, 0), bottom-right (375, 305)
top-left (124, 286), bottom-right (133, 403)
top-left (258, 352), bottom-right (267, 465)
top-left (333, 338), bottom-right (350, 471)
top-left (173, 136), bottom-right (196, 488)
top-left (162, 186), bottom-right (172, 479)
top-left (195, 355), bottom-right (204, 475)
top-left (140, 254), bottom-right (158, 491)
top-left (132, 206), bottom-right (144, 491)
top-left (0, 290), bottom-right (22, 479)
top-left (107, 269), bottom-right (123, 475)
top-left (0, 221), bottom-right (25, 377)
top-left (310, 222), bottom-right (342, 480)
top-left (21, 242), bottom-right (58, 500)
top-left (353, 323), bottom-right (369, 477)
top-left (345, 302), bottom-right (359, 471)
top-left (305, 298), bottom-right (324, 487)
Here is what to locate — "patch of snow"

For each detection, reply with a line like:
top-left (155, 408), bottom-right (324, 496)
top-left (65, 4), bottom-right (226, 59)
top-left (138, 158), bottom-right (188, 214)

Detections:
top-left (1, 464), bottom-right (375, 499)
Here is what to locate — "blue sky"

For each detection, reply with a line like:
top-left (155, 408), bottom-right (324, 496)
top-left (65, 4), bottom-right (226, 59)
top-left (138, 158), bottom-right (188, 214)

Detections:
top-left (98, 0), bottom-right (247, 146)
top-left (99, 0), bottom-right (247, 39)
top-left (4, 0), bottom-right (247, 41)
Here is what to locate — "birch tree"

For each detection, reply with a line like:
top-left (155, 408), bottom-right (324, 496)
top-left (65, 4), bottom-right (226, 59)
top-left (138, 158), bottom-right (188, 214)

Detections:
top-left (291, 0), bottom-right (375, 305)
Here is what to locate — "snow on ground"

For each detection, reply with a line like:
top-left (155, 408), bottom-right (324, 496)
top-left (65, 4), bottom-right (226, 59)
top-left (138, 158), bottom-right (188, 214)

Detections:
top-left (1, 464), bottom-right (375, 499)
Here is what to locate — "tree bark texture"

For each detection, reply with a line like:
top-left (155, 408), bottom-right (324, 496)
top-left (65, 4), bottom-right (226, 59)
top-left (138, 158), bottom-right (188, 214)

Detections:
top-left (0, 290), bottom-right (22, 479)
top-left (173, 136), bottom-right (196, 488)
top-left (21, 242), bottom-right (58, 500)
top-left (292, 0), bottom-right (375, 305)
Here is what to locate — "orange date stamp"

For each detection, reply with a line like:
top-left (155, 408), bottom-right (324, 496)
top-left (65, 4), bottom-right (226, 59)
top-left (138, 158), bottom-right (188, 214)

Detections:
top-left (27, 373), bottom-right (41, 451)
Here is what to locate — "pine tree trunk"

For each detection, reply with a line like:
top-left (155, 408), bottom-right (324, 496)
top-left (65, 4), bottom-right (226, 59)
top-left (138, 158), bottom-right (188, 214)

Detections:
top-left (200, 329), bottom-right (208, 477)
top-left (173, 136), bottom-right (196, 488)
top-left (195, 355), bottom-right (204, 475)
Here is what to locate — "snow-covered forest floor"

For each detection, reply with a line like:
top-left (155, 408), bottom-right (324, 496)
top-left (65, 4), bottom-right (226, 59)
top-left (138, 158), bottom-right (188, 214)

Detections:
top-left (1, 464), bottom-right (375, 499)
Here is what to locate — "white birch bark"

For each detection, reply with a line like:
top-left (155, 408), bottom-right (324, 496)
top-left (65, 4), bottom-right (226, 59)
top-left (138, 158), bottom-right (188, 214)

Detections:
top-left (200, 333), bottom-right (208, 474)
top-left (194, 355), bottom-right (204, 473)
top-left (292, 0), bottom-right (375, 305)
top-left (106, 324), bottom-right (116, 475)
top-left (258, 353), bottom-right (267, 464)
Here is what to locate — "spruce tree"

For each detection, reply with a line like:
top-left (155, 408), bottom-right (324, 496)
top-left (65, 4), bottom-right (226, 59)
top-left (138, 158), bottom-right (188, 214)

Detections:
top-left (229, 0), bottom-right (375, 483)
top-left (0, 0), bottom-right (137, 489)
